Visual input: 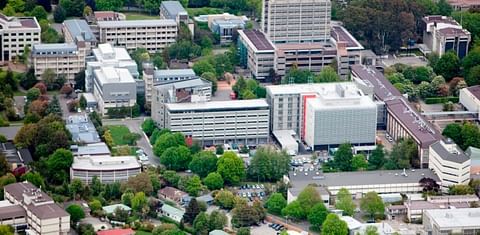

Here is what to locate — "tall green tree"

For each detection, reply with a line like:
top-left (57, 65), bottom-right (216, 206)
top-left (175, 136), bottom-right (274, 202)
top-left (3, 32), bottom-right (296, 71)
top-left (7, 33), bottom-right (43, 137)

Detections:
top-left (308, 203), bottom-right (329, 231)
top-left (368, 145), bottom-right (385, 170)
top-left (321, 214), bottom-right (348, 235)
top-left (141, 118), bottom-right (156, 136)
top-left (334, 143), bottom-right (353, 171)
top-left (433, 51), bottom-right (460, 81)
top-left (390, 138), bottom-right (417, 169)
top-left (160, 146), bottom-right (192, 171)
top-left (193, 212), bottom-right (209, 235)
top-left (154, 132), bottom-right (186, 157)
top-left (360, 192), bottom-right (385, 220)
top-left (30, 6), bottom-right (48, 20)
top-left (189, 151), bottom-right (218, 178)
top-left (265, 193), bottom-right (287, 215)
top-left (281, 200), bottom-right (305, 220)
top-left (297, 186), bottom-right (322, 215)
top-left (315, 66), bottom-right (339, 83)
top-left (184, 198), bottom-right (201, 224)
top-left (352, 154), bottom-right (368, 171)
top-left (216, 152), bottom-right (245, 185)
top-left (203, 172), bottom-right (224, 190)
top-left (335, 188), bottom-right (356, 216)
top-left (66, 204), bottom-right (85, 223)
top-left (248, 147), bottom-right (290, 182)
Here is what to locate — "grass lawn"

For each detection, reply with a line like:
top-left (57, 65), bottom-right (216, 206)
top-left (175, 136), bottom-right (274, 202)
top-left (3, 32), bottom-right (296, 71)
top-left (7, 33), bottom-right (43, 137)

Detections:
top-left (186, 7), bottom-right (223, 16)
top-left (106, 125), bottom-right (131, 146)
top-left (135, 231), bottom-right (152, 235)
top-left (124, 12), bottom-right (159, 20)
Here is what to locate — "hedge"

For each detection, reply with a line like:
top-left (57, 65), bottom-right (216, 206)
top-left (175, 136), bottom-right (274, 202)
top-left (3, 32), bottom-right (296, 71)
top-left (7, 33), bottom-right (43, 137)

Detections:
top-left (424, 97), bottom-right (459, 104)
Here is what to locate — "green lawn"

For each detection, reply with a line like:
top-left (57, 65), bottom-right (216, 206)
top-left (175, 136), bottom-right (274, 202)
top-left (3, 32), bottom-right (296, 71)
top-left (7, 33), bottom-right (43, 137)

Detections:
top-left (186, 7), bottom-right (223, 17)
top-left (124, 12), bottom-right (159, 20)
top-left (106, 125), bottom-right (131, 146)
top-left (135, 231), bottom-right (152, 235)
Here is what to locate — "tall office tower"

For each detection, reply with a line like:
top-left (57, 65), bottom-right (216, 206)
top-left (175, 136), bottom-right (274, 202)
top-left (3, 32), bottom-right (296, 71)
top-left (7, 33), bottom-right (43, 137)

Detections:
top-left (261, 0), bottom-right (331, 44)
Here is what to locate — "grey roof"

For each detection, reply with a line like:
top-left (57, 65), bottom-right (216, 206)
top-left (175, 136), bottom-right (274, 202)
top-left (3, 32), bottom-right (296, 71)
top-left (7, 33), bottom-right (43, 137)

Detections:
top-left (161, 204), bottom-right (184, 217)
top-left (154, 69), bottom-right (196, 78)
top-left (0, 142), bottom-right (32, 165)
top-left (72, 142), bottom-right (110, 156)
top-left (64, 19), bottom-right (97, 42)
top-left (0, 205), bottom-right (26, 220)
top-left (0, 126), bottom-right (21, 140)
top-left (103, 204), bottom-right (131, 214)
top-left (289, 169), bottom-right (440, 190)
top-left (32, 43), bottom-right (78, 56)
top-left (155, 78), bottom-right (211, 90)
top-left (66, 115), bottom-right (100, 144)
top-left (430, 141), bottom-right (470, 164)
top-left (466, 85), bottom-right (480, 100)
top-left (97, 19), bottom-right (176, 28)
top-left (196, 194), bottom-right (214, 203)
top-left (161, 1), bottom-right (187, 19)
top-left (165, 99), bottom-right (269, 112)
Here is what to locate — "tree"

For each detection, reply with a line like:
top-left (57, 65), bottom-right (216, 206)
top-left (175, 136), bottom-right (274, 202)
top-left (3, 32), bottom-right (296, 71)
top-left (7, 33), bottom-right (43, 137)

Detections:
top-left (131, 192), bottom-right (148, 212)
top-left (297, 186), bottom-right (322, 215)
top-left (46, 148), bottom-right (74, 184)
top-left (433, 52), bottom-right (460, 81)
top-left (88, 199), bottom-right (102, 212)
top-left (60, 0), bottom-right (85, 17)
top-left (26, 87), bottom-right (41, 102)
top-left (390, 138), bottom-right (417, 168)
top-left (449, 184), bottom-right (475, 195)
top-left (461, 122), bottom-right (480, 150)
top-left (7, 0), bottom-right (24, 12)
top-left (189, 151), bottom-right (218, 178)
top-left (0, 225), bottom-right (14, 235)
top-left (215, 144), bottom-right (224, 155)
top-left (0, 153), bottom-right (10, 176)
top-left (281, 200), bottom-right (305, 220)
top-left (237, 227), bottom-right (250, 235)
top-left (30, 6), bottom-right (48, 20)
top-left (78, 223), bottom-right (95, 235)
top-left (308, 203), bottom-right (329, 231)
top-left (96, 0), bottom-right (123, 11)
top-left (60, 84), bottom-right (73, 97)
top-left (265, 193), bottom-right (287, 215)
top-left (125, 172), bottom-right (154, 194)
top-left (201, 72), bottom-right (218, 94)
top-left (321, 214), bottom-right (348, 235)
top-left (248, 147), bottom-right (290, 182)
top-left (193, 59), bottom-right (215, 75)
top-left (437, 0), bottom-right (452, 16)
top-left (53, 5), bottom-right (67, 22)
top-left (154, 132), bottom-right (186, 157)
top-left (185, 175), bottom-right (203, 196)
top-left (208, 210), bottom-right (227, 231)
top-left (214, 190), bottom-right (235, 209)
top-left (121, 191), bottom-right (134, 206)
top-left (193, 212), bottom-right (209, 235)
top-left (466, 65), bottom-right (480, 87)
top-left (216, 151), bottom-right (245, 185)
top-left (419, 177), bottom-right (440, 194)
top-left (315, 66), bottom-right (339, 83)
top-left (352, 154), bottom-right (368, 171)
top-left (203, 172), bottom-right (224, 190)
top-left (74, 70), bottom-right (85, 91)
top-left (21, 172), bottom-right (45, 189)
top-left (360, 192), bottom-right (384, 220)
top-left (103, 130), bottom-right (114, 148)
top-left (231, 202), bottom-right (262, 227)
top-left (66, 204), bottom-right (85, 223)
top-left (184, 198), bottom-right (201, 224)
top-left (335, 188), bottom-right (356, 216)
top-left (2, 4), bottom-right (16, 16)
top-left (160, 146), bottom-right (192, 171)
top-left (334, 143), bottom-right (353, 171)
top-left (368, 145), bottom-right (385, 170)
top-left (141, 118), bottom-right (156, 137)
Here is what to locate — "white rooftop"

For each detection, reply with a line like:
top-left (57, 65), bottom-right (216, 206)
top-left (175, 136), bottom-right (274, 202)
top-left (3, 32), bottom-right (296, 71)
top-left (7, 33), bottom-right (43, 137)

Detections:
top-left (165, 99), bottom-right (269, 111)
top-left (267, 82), bottom-right (357, 95)
top-left (71, 155), bottom-right (141, 171)
top-left (93, 43), bottom-right (133, 62)
top-left (425, 208), bottom-right (480, 228)
top-left (340, 216), bottom-right (362, 230)
top-left (94, 67), bottom-right (135, 85)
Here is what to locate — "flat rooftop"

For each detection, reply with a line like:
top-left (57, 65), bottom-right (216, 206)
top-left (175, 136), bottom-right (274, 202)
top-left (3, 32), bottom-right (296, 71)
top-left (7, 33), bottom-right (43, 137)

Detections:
top-left (289, 169), bottom-right (440, 189)
top-left (425, 208), bottom-right (480, 228)
top-left (331, 25), bottom-right (364, 50)
top-left (351, 65), bottom-right (402, 100)
top-left (165, 99), bottom-right (269, 112)
top-left (239, 30), bottom-right (275, 51)
top-left (94, 67), bottom-right (135, 85)
top-left (155, 78), bottom-right (211, 90)
top-left (71, 155), bottom-right (141, 171)
top-left (72, 142), bottom-right (110, 156)
top-left (430, 140), bottom-right (470, 164)
top-left (267, 82), bottom-right (358, 95)
top-left (32, 43), bottom-right (78, 55)
top-left (465, 85), bottom-right (480, 100)
top-left (64, 19), bottom-right (97, 42)
top-left (275, 42), bottom-right (337, 51)
top-left (93, 44), bottom-right (134, 62)
top-left (154, 69), bottom-right (196, 78)
top-left (161, 1), bottom-right (188, 17)
top-left (0, 14), bottom-right (40, 29)
top-left (97, 19), bottom-right (176, 27)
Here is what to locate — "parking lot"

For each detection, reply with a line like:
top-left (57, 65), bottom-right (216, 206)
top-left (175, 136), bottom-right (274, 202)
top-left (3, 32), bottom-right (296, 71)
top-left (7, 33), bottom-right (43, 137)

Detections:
top-left (237, 184), bottom-right (267, 201)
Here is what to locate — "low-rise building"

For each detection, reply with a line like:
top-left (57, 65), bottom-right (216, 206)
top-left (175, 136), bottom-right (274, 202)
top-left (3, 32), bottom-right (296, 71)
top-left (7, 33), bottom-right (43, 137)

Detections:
top-left (102, 204), bottom-right (132, 215)
top-left (340, 216), bottom-right (395, 235)
top-left (0, 201), bottom-right (27, 233)
top-left (423, 208), bottom-right (480, 234)
top-left (0, 142), bottom-right (32, 172)
top-left (70, 155), bottom-right (141, 184)
top-left (194, 13), bottom-right (247, 44)
top-left (159, 204), bottom-right (184, 223)
top-left (63, 19), bottom-right (97, 54)
top-left (422, 15), bottom-right (471, 58)
top-left (66, 114), bottom-right (101, 144)
top-left (237, 30), bottom-right (276, 80)
top-left (406, 195), bottom-right (478, 221)
top-left (160, 1), bottom-right (189, 25)
top-left (93, 67), bottom-right (137, 115)
top-left (160, 99), bottom-right (270, 146)
top-left (3, 182), bottom-right (70, 235)
top-left (158, 187), bottom-right (189, 204)
top-left (97, 20), bottom-right (177, 53)
top-left (70, 142), bottom-right (110, 157)
top-left (459, 86), bottom-right (480, 119)
top-left (151, 78), bottom-right (212, 125)
top-left (429, 139), bottom-right (471, 189)
top-left (448, 0), bottom-right (480, 11)
top-left (31, 43), bottom-right (86, 83)
top-left (0, 13), bottom-right (41, 62)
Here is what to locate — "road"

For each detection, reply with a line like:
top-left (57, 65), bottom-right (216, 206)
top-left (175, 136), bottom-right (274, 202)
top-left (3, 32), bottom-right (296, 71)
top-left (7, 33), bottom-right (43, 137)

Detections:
top-left (102, 117), bottom-right (159, 166)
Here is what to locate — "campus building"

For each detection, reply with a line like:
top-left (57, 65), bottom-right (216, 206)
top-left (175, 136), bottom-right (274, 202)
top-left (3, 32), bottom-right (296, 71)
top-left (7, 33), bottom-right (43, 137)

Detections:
top-left (161, 99), bottom-right (270, 146)
top-left (63, 19), bottom-right (97, 54)
top-left (266, 82), bottom-right (377, 150)
top-left (3, 182), bottom-right (70, 235)
top-left (151, 78), bottom-right (212, 125)
top-left (70, 155), bottom-right (141, 184)
top-left (448, 0), bottom-right (480, 11)
top-left (261, 0), bottom-right (331, 44)
top-left (31, 43), bottom-right (86, 82)
top-left (85, 43), bottom-right (138, 92)
top-left (351, 65), bottom-right (441, 167)
top-left (421, 15), bottom-right (471, 59)
top-left (237, 30), bottom-right (276, 80)
top-left (194, 13), bottom-right (247, 44)
top-left (66, 114), bottom-right (101, 144)
top-left (160, 1), bottom-right (189, 25)
top-left (423, 208), bottom-right (480, 234)
top-left (459, 85), bottom-right (480, 119)
top-left (429, 139), bottom-right (471, 189)
top-left (97, 20), bottom-right (177, 53)
top-left (0, 14), bottom-right (41, 62)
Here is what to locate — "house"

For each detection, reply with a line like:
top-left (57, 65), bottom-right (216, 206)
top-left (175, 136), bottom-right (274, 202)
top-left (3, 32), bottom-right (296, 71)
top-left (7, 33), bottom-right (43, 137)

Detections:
top-left (0, 142), bottom-right (32, 172)
top-left (102, 204), bottom-right (132, 215)
top-left (158, 187), bottom-right (189, 204)
top-left (159, 204), bottom-right (184, 223)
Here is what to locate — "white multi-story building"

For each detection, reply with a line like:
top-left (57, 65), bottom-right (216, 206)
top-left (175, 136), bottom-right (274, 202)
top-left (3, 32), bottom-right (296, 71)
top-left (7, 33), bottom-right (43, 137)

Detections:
top-left (0, 14), bottom-right (41, 62)
top-left (429, 139), bottom-right (471, 189)
top-left (85, 43), bottom-right (138, 92)
top-left (266, 82), bottom-right (377, 150)
top-left (422, 15), bottom-right (471, 58)
top-left (3, 182), bottom-right (70, 235)
top-left (261, 0), bottom-right (331, 44)
top-left (92, 67), bottom-right (137, 114)
top-left (161, 99), bottom-right (270, 146)
top-left (70, 155), bottom-right (141, 184)
top-left (97, 20), bottom-right (177, 53)
top-left (423, 208), bottom-right (480, 235)
top-left (238, 30), bottom-right (276, 80)
top-left (459, 86), bottom-right (480, 120)
top-left (31, 43), bottom-right (86, 82)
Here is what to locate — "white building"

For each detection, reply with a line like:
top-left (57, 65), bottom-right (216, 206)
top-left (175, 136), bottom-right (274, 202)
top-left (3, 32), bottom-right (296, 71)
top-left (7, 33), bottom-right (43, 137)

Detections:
top-left (460, 86), bottom-right (480, 119)
top-left (422, 15), bottom-right (471, 58)
top-left (3, 182), bottom-right (70, 235)
top-left (266, 82), bottom-right (377, 150)
top-left (261, 0), bottom-right (331, 44)
top-left (85, 43), bottom-right (138, 92)
top-left (429, 139), bottom-right (471, 189)
top-left (31, 43), bottom-right (86, 82)
top-left (97, 20), bottom-right (177, 53)
top-left (70, 155), bottom-right (141, 184)
top-left (0, 14), bottom-right (41, 62)
top-left (92, 67), bottom-right (137, 114)
top-left (423, 208), bottom-right (480, 234)
top-left (237, 30), bottom-right (276, 80)
top-left (162, 99), bottom-right (270, 146)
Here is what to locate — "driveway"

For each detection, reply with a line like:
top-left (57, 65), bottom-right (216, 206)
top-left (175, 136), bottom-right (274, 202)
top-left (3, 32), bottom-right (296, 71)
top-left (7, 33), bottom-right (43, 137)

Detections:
top-left (102, 117), bottom-right (159, 166)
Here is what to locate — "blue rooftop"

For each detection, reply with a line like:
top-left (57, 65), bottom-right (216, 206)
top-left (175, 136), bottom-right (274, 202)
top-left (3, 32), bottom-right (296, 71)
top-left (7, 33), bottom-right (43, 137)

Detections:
top-left (32, 43), bottom-right (78, 56)
top-left (64, 19), bottom-right (97, 43)
top-left (161, 1), bottom-right (187, 19)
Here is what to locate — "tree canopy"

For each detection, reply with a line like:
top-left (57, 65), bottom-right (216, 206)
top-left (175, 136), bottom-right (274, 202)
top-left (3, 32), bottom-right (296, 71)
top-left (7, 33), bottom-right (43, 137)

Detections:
top-left (216, 152), bottom-right (245, 185)
top-left (248, 147), bottom-right (290, 182)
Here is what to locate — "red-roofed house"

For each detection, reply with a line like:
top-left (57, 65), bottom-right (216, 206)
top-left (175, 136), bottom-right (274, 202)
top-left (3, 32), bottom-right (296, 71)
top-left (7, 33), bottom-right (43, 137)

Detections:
top-left (97, 228), bottom-right (135, 235)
